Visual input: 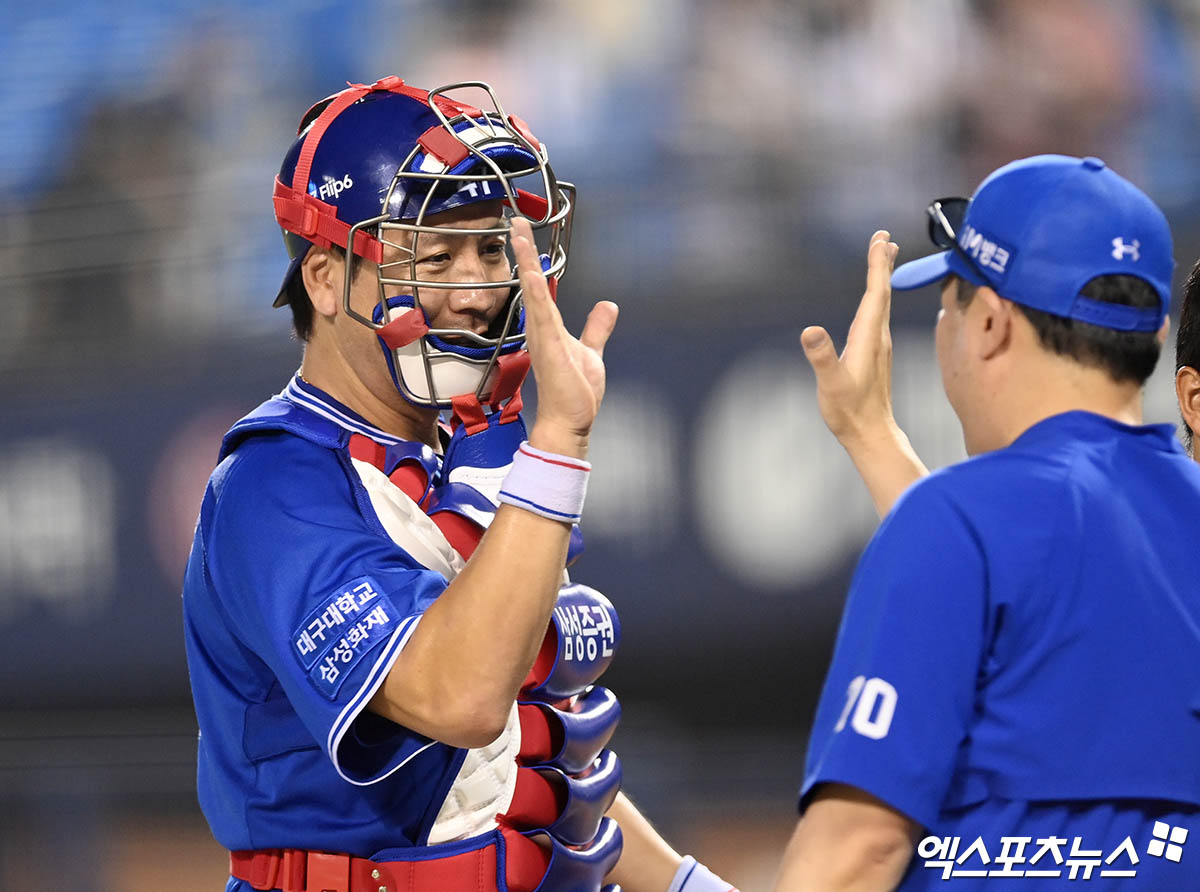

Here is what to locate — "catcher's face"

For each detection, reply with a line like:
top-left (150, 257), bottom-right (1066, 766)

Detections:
top-left (362, 200), bottom-right (513, 336)
top-left (302, 201), bottom-right (515, 417)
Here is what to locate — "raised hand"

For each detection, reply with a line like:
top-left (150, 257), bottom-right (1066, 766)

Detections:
top-left (801, 230), bottom-right (899, 444)
top-left (800, 230), bottom-right (928, 517)
top-left (510, 217), bottom-right (618, 458)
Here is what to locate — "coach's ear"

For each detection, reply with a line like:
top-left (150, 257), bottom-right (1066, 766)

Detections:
top-left (974, 286), bottom-right (1015, 360)
top-left (1176, 365), bottom-right (1200, 455)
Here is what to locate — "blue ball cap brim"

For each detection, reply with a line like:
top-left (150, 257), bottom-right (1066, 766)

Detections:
top-left (891, 251), bottom-right (953, 291)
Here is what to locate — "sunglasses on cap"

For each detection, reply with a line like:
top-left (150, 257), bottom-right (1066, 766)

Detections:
top-left (926, 197), bottom-right (994, 287)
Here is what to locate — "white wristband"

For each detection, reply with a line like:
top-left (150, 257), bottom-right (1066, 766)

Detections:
top-left (497, 441), bottom-right (590, 523)
top-left (667, 856), bottom-right (739, 892)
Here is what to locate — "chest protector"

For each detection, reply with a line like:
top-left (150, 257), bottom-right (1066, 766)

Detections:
top-left (228, 399), bottom-right (623, 892)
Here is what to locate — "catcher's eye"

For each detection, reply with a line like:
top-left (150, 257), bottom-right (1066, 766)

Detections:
top-left (418, 252), bottom-right (452, 265)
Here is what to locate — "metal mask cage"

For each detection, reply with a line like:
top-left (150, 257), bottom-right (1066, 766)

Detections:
top-left (340, 82), bottom-right (576, 408)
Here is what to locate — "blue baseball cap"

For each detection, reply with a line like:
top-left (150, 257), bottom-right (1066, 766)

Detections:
top-left (891, 155), bottom-right (1174, 331)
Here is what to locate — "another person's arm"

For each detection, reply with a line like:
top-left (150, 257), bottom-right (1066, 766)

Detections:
top-left (800, 231), bottom-right (928, 517)
top-left (605, 793), bottom-right (684, 891)
top-left (606, 792), bottom-right (741, 892)
top-left (772, 784), bottom-right (919, 892)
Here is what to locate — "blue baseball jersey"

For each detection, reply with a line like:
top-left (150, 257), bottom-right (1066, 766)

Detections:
top-left (183, 377), bottom-right (478, 874)
top-left (802, 412), bottom-right (1200, 889)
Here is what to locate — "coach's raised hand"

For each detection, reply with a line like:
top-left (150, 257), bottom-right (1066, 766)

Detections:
top-left (510, 217), bottom-right (618, 459)
top-left (801, 231), bottom-right (899, 444)
top-left (801, 230), bottom-right (928, 517)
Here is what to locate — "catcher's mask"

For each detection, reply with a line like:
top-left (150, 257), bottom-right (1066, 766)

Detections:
top-left (273, 76), bottom-right (574, 409)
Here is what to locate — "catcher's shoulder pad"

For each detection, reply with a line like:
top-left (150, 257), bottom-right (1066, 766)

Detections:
top-left (220, 397), bottom-right (344, 460)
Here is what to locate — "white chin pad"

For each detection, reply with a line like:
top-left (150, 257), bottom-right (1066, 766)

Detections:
top-left (392, 340), bottom-right (498, 406)
top-left (375, 296), bottom-right (505, 407)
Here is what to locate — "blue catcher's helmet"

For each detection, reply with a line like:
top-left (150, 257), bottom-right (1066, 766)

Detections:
top-left (272, 76), bottom-right (574, 409)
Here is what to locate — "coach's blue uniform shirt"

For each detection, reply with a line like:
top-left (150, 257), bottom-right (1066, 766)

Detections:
top-left (803, 412), bottom-right (1200, 889)
top-left (183, 378), bottom-right (474, 864)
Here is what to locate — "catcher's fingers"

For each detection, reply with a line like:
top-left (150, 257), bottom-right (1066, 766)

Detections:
top-left (510, 219), bottom-right (564, 350)
top-left (801, 325), bottom-right (840, 378)
top-left (580, 301), bottom-right (619, 356)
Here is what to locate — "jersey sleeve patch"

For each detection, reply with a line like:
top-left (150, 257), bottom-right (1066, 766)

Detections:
top-left (292, 575), bottom-right (402, 698)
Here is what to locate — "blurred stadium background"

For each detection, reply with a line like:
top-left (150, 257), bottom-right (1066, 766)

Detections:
top-left (3, 0), bottom-right (1200, 888)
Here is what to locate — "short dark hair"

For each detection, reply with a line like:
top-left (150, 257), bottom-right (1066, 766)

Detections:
top-left (1175, 259), bottom-right (1200, 451)
top-left (283, 259), bottom-right (316, 341)
top-left (951, 273), bottom-right (1162, 385)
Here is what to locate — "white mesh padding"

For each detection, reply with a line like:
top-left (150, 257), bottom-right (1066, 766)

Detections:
top-left (426, 702), bottom-right (521, 843)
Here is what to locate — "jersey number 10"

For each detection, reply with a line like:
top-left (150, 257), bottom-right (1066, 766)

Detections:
top-left (833, 675), bottom-right (897, 740)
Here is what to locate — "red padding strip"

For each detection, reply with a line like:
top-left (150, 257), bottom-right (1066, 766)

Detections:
top-left (430, 511), bottom-right (484, 561)
top-left (489, 350), bottom-right (531, 417)
top-left (507, 114), bottom-right (542, 153)
top-left (517, 703), bottom-right (559, 764)
top-left (522, 625), bottom-right (558, 692)
top-left (346, 78), bottom-right (484, 127)
top-left (417, 124), bottom-right (472, 167)
top-left (388, 462), bottom-right (429, 505)
top-left (515, 189), bottom-right (549, 220)
top-left (232, 837), bottom-right (527, 892)
top-left (502, 767), bottom-right (565, 830)
top-left (291, 88), bottom-right (371, 200)
top-left (348, 433), bottom-right (386, 470)
top-left (450, 394), bottom-right (489, 435)
top-left (273, 177), bottom-right (384, 262)
top-left (501, 828), bottom-right (554, 892)
top-left (497, 387), bottom-right (524, 425)
top-left (376, 308), bottom-right (430, 349)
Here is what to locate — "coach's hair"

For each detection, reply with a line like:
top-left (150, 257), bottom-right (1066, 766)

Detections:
top-left (951, 273), bottom-right (1163, 385)
top-left (1175, 259), bottom-right (1200, 451)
